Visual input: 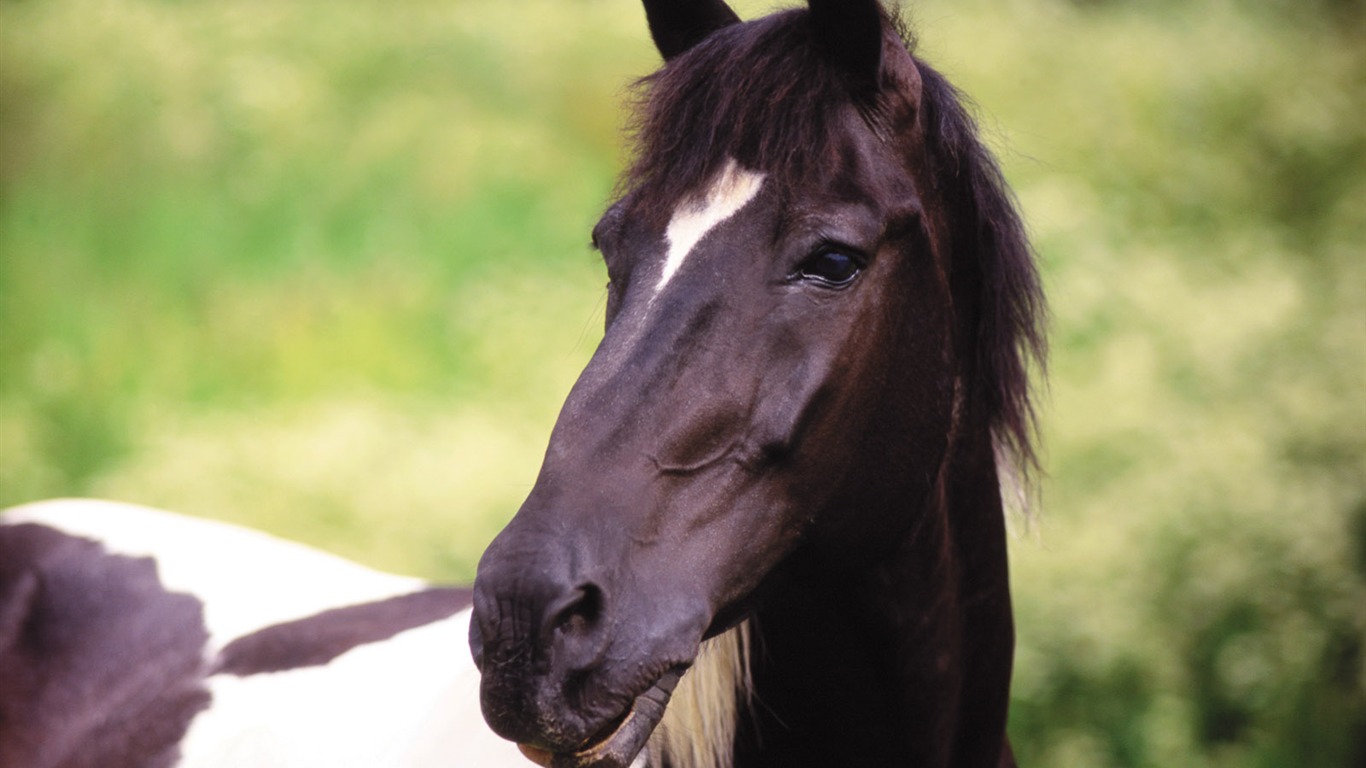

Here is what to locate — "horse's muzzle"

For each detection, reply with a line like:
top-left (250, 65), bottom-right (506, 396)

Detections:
top-left (470, 521), bottom-right (710, 765)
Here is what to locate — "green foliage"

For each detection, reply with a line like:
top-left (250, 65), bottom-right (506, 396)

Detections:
top-left (1, 0), bottom-right (1362, 764)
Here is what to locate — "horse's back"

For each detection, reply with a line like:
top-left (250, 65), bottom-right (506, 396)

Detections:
top-left (2, 499), bottom-right (426, 646)
top-left (0, 499), bottom-right (525, 767)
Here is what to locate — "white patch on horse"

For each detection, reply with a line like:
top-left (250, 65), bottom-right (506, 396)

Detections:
top-left (646, 621), bottom-right (753, 768)
top-left (180, 608), bottom-right (527, 767)
top-left (2, 499), bottom-right (423, 653)
top-left (656, 158), bottom-right (766, 294)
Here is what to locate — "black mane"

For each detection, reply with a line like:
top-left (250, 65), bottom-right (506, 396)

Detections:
top-left (625, 7), bottom-right (1046, 479)
top-left (915, 61), bottom-right (1047, 479)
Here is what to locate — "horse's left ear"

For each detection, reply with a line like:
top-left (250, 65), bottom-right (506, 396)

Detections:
top-left (643, 0), bottom-right (741, 61)
top-left (807, 0), bottom-right (886, 93)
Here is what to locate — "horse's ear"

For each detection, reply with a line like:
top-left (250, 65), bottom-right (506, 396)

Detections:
top-left (643, 0), bottom-right (741, 61)
top-left (807, 0), bottom-right (886, 93)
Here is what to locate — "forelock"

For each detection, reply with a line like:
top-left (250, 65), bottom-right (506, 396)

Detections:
top-left (624, 9), bottom-right (884, 224)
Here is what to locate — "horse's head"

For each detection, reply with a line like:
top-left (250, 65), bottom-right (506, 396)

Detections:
top-left (470, 1), bottom-right (1042, 766)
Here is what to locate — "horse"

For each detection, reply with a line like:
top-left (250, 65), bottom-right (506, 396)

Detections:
top-left (468, 0), bottom-right (1044, 766)
top-left (0, 498), bottom-right (530, 767)
top-left (0, 0), bottom-right (1044, 766)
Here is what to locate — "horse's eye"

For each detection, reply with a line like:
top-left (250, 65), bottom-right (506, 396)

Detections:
top-left (797, 249), bottom-right (862, 287)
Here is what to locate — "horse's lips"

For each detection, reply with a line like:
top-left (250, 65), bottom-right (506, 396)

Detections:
top-left (518, 669), bottom-right (684, 768)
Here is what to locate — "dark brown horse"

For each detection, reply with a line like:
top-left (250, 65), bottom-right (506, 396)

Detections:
top-left (470, 1), bottom-right (1045, 767)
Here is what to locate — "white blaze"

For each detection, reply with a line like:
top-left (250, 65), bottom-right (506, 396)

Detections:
top-left (657, 158), bottom-right (767, 293)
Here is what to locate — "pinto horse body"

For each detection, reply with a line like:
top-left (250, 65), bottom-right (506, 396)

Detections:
top-left (0, 499), bottom-right (527, 768)
top-left (0, 1), bottom-right (1043, 766)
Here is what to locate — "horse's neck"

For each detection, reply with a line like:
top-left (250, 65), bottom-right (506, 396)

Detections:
top-left (733, 429), bottom-right (1014, 768)
top-left (939, 423), bottom-right (1016, 768)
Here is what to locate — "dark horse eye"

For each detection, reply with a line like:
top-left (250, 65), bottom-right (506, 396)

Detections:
top-left (797, 249), bottom-right (862, 287)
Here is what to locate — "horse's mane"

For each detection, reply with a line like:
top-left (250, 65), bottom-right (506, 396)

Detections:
top-left (625, 7), bottom-right (1046, 484)
top-left (913, 59), bottom-right (1047, 482)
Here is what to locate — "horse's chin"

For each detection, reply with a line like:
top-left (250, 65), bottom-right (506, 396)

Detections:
top-left (519, 668), bottom-right (684, 768)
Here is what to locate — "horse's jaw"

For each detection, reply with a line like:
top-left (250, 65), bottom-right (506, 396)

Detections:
top-left (514, 623), bottom-right (753, 768)
top-left (518, 668), bottom-right (682, 768)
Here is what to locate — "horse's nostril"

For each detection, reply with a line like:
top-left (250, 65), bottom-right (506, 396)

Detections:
top-left (551, 583), bottom-right (604, 636)
top-left (547, 582), bottom-right (611, 671)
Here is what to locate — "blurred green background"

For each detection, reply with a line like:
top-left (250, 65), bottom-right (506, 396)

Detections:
top-left (1, 0), bottom-right (1362, 764)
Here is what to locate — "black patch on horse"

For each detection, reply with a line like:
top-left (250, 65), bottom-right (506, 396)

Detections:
top-left (0, 524), bottom-right (211, 768)
top-left (214, 587), bottom-right (472, 677)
